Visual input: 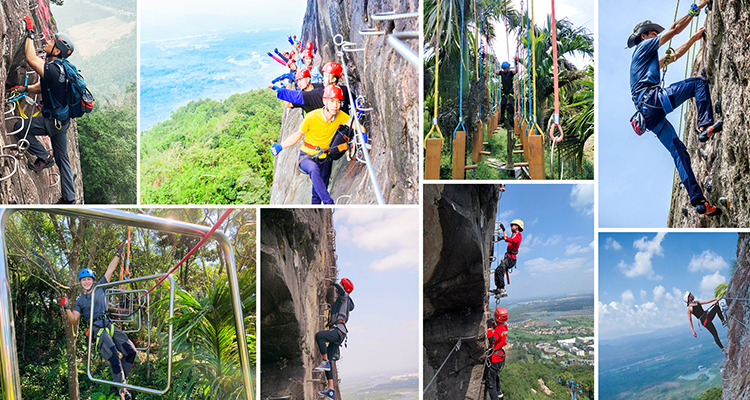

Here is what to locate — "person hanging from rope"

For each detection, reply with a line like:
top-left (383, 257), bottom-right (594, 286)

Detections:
top-left (627, 0), bottom-right (723, 216)
top-left (492, 219), bottom-right (523, 298)
top-left (269, 85), bottom-right (363, 204)
top-left (61, 242), bottom-right (137, 400)
top-left (314, 278), bottom-right (355, 400)
top-left (495, 58), bottom-right (519, 128)
top-left (12, 16), bottom-right (79, 204)
top-left (271, 61), bottom-right (351, 115)
top-left (684, 291), bottom-right (727, 352)
top-left (486, 307), bottom-right (509, 399)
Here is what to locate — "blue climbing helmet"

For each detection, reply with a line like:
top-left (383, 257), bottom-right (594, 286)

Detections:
top-left (78, 268), bottom-right (95, 281)
top-left (501, 61), bottom-right (510, 69)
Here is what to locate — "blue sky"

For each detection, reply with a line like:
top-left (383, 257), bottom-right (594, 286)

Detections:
top-left (140, 0), bottom-right (308, 40)
top-left (489, 184), bottom-right (595, 299)
top-left (599, 2), bottom-right (707, 227)
top-left (331, 209), bottom-right (419, 379)
top-left (599, 232), bottom-right (738, 340)
top-left (490, 0), bottom-right (595, 70)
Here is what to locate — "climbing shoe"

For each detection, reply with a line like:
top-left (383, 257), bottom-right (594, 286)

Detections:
top-left (27, 155), bottom-right (54, 172)
top-left (695, 200), bottom-right (722, 216)
top-left (498, 289), bottom-right (508, 298)
top-left (55, 197), bottom-right (76, 205)
top-left (697, 121), bottom-right (723, 142)
top-left (314, 360), bottom-right (331, 371)
top-left (120, 388), bottom-right (131, 400)
top-left (318, 389), bottom-right (335, 400)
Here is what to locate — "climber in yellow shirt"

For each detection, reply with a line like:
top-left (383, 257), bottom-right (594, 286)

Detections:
top-left (270, 85), bottom-right (363, 204)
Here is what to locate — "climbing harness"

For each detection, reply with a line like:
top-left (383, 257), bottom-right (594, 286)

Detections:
top-left (548, 0), bottom-right (565, 179)
top-left (423, 0), bottom-right (445, 180)
top-left (330, 34), bottom-right (385, 204)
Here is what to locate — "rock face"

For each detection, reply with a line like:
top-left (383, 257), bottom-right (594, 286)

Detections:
top-left (1, 0), bottom-right (84, 204)
top-left (269, 0), bottom-right (419, 205)
top-left (423, 184), bottom-right (501, 400)
top-left (723, 233), bottom-right (750, 400)
top-left (668, 0), bottom-right (750, 227)
top-left (261, 209), bottom-right (341, 400)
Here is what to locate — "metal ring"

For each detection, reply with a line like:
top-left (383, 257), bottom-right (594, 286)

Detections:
top-left (371, 11), bottom-right (419, 21)
top-left (355, 95), bottom-right (374, 111)
top-left (49, 172), bottom-right (60, 187)
top-left (333, 34), bottom-right (345, 46)
top-left (17, 139), bottom-right (30, 152)
top-left (0, 154), bottom-right (19, 182)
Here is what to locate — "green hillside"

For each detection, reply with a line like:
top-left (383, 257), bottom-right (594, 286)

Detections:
top-left (140, 89), bottom-right (282, 204)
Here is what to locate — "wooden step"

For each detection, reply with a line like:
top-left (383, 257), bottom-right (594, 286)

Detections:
top-left (480, 151), bottom-right (491, 155)
top-left (483, 142), bottom-right (489, 145)
top-left (465, 165), bottom-right (478, 170)
top-left (513, 150), bottom-right (524, 154)
top-left (514, 162), bottom-right (529, 167)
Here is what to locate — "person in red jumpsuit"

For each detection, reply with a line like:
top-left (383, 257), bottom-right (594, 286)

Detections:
top-left (493, 219), bottom-right (523, 297)
top-left (487, 307), bottom-right (509, 399)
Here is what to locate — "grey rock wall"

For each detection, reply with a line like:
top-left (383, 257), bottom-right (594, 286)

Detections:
top-left (423, 184), bottom-right (501, 400)
top-left (723, 233), bottom-right (750, 400)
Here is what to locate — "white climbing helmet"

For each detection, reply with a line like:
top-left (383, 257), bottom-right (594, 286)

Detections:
top-left (683, 291), bottom-right (692, 304)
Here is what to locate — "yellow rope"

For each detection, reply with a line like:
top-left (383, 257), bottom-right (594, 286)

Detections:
top-left (424, 0), bottom-right (445, 147)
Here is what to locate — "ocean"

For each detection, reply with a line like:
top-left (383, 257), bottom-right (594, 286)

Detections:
top-left (140, 29), bottom-right (297, 131)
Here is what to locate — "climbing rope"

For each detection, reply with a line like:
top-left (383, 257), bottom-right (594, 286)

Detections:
top-left (662, 0), bottom-right (682, 77)
top-left (423, 0), bottom-right (445, 165)
top-left (549, 0), bottom-right (565, 179)
top-left (423, 337), bottom-right (474, 394)
top-left (140, 208), bottom-right (234, 299)
top-left (729, 314), bottom-right (750, 331)
top-left (530, 0), bottom-right (544, 135)
top-left (453, 0), bottom-right (467, 139)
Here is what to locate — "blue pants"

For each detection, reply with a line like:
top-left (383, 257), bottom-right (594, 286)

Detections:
top-left (641, 77), bottom-right (713, 205)
top-left (298, 151), bottom-right (334, 204)
top-left (14, 116), bottom-right (75, 202)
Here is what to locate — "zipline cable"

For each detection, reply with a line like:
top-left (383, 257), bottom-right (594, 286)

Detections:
top-left (140, 209), bottom-right (234, 299)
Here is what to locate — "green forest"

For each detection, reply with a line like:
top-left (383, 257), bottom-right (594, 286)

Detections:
top-left (1, 209), bottom-right (256, 400)
top-left (140, 89), bottom-right (282, 205)
top-left (424, 0), bottom-right (594, 180)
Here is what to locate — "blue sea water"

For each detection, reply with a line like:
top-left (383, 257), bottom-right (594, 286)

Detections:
top-left (140, 29), bottom-right (297, 131)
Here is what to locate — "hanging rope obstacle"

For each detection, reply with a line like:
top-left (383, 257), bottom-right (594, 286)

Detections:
top-left (548, 0), bottom-right (565, 179)
top-left (424, 0), bottom-right (445, 180)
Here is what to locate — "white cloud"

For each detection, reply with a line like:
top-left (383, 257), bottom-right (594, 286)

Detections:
top-left (497, 210), bottom-right (514, 220)
top-left (698, 271), bottom-right (726, 300)
top-left (524, 257), bottom-right (591, 272)
top-left (565, 240), bottom-right (594, 256)
top-left (570, 184), bottom-right (594, 215)
top-left (518, 234), bottom-right (561, 255)
top-left (617, 233), bottom-right (666, 280)
top-left (368, 247), bottom-right (418, 271)
top-left (687, 250), bottom-right (728, 272)
top-left (604, 237), bottom-right (622, 250)
top-left (334, 209), bottom-right (419, 272)
top-left (599, 285), bottom-right (686, 340)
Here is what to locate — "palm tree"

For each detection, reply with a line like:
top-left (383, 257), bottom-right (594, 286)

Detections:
top-left (157, 270), bottom-right (256, 400)
top-left (556, 65), bottom-right (594, 176)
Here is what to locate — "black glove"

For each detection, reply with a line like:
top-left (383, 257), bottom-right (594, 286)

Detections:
top-left (10, 85), bottom-right (27, 94)
top-left (499, 223), bottom-right (505, 232)
top-left (487, 318), bottom-right (495, 327)
top-left (115, 241), bottom-right (126, 258)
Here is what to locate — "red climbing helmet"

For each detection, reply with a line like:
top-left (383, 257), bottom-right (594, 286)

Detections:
top-left (322, 62), bottom-right (342, 78)
top-left (302, 50), bottom-right (314, 59)
top-left (341, 278), bottom-right (354, 293)
top-left (296, 68), bottom-right (311, 81)
top-left (286, 58), bottom-right (296, 68)
top-left (323, 85), bottom-right (344, 101)
top-left (306, 42), bottom-right (314, 51)
top-left (494, 307), bottom-right (508, 323)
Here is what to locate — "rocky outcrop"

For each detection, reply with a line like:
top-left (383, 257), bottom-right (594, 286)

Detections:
top-left (423, 184), bottom-right (501, 399)
top-left (723, 233), bottom-right (750, 400)
top-left (269, 0), bottom-right (419, 205)
top-left (1, 0), bottom-right (83, 204)
top-left (261, 209), bottom-right (341, 400)
top-left (668, 0), bottom-right (750, 227)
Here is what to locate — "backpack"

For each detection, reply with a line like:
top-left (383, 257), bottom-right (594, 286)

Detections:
top-left (46, 59), bottom-right (94, 120)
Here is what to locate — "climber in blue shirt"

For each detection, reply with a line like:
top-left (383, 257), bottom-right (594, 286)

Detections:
top-left (627, 0), bottom-right (723, 217)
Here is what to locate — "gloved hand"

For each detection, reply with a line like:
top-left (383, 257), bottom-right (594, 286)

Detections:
top-left (499, 223), bottom-right (505, 232)
top-left (270, 142), bottom-right (283, 156)
top-left (61, 296), bottom-right (70, 310)
top-left (10, 85), bottom-right (27, 94)
top-left (288, 35), bottom-right (295, 45)
top-left (268, 84), bottom-right (283, 91)
top-left (115, 241), bottom-right (126, 258)
top-left (487, 318), bottom-right (495, 327)
top-left (23, 16), bottom-right (35, 39)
